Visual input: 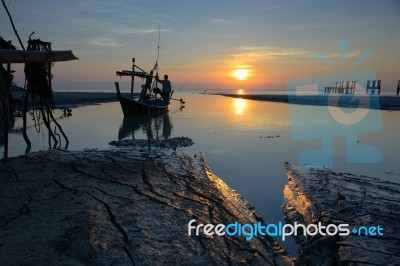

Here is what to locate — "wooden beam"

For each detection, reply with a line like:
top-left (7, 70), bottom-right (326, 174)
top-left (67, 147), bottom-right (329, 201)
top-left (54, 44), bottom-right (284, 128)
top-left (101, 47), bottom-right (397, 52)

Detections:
top-left (0, 49), bottom-right (78, 63)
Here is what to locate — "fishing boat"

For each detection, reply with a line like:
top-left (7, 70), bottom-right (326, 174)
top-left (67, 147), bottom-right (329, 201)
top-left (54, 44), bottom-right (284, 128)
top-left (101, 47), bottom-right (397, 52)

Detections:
top-left (115, 91), bottom-right (168, 116)
top-left (114, 58), bottom-right (171, 116)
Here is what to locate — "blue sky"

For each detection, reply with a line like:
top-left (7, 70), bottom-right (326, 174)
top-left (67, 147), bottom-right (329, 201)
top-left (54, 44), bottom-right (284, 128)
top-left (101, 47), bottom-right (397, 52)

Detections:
top-left (1, 0), bottom-right (400, 91)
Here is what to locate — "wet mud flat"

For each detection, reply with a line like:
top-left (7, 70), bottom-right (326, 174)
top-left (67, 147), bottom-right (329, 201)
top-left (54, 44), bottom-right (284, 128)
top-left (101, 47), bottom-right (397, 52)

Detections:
top-left (0, 148), bottom-right (293, 265)
top-left (284, 163), bottom-right (400, 265)
top-left (219, 94), bottom-right (400, 111)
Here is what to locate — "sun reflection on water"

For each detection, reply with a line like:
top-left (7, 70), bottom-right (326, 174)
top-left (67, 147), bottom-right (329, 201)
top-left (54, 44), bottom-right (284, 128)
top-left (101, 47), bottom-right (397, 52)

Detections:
top-left (233, 98), bottom-right (247, 115)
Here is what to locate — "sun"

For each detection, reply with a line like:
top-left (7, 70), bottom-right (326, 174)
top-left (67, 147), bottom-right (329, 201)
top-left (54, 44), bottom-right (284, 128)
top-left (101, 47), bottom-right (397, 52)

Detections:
top-left (233, 69), bottom-right (249, 81)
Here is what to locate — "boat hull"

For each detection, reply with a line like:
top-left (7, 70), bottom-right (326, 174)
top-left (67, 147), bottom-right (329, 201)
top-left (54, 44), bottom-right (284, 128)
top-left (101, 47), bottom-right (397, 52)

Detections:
top-left (118, 96), bottom-right (168, 116)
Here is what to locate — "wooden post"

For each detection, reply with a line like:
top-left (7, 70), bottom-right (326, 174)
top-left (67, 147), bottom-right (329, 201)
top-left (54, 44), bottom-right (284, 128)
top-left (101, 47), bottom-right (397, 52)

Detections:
top-left (366, 80), bottom-right (381, 95)
top-left (114, 82), bottom-right (121, 99)
top-left (377, 80), bottom-right (381, 95)
top-left (0, 41), bottom-right (13, 161)
top-left (372, 80), bottom-right (376, 95)
top-left (351, 81), bottom-right (356, 94)
top-left (131, 57), bottom-right (135, 99)
top-left (325, 86), bottom-right (332, 94)
top-left (3, 42), bottom-right (12, 161)
top-left (0, 69), bottom-right (9, 162)
top-left (4, 63), bottom-right (10, 161)
top-left (48, 43), bottom-right (52, 95)
top-left (345, 81), bottom-right (349, 94)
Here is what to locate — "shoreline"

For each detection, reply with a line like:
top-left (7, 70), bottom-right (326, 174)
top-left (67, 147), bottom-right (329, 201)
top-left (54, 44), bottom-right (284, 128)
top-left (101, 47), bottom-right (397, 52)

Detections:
top-left (51, 91), bottom-right (122, 106)
top-left (11, 88), bottom-right (400, 111)
top-left (217, 93), bottom-right (400, 111)
top-left (11, 90), bottom-right (128, 108)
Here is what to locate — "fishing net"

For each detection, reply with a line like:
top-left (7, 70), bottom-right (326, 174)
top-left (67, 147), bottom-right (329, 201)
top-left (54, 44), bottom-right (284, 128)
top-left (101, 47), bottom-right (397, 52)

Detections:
top-left (24, 36), bottom-right (53, 100)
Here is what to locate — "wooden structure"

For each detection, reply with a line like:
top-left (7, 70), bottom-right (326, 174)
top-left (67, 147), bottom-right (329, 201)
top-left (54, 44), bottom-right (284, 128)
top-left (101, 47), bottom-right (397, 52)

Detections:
top-left (0, 40), bottom-right (15, 162)
top-left (325, 81), bottom-right (355, 94)
top-left (0, 64), bottom-right (11, 160)
top-left (366, 80), bottom-right (381, 95)
top-left (0, 49), bottom-right (78, 63)
top-left (0, 49), bottom-right (78, 161)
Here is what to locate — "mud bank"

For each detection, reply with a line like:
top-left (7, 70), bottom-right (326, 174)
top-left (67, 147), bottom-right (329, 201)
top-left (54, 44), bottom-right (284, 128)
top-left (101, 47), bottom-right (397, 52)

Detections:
top-left (219, 94), bottom-right (400, 111)
top-left (283, 163), bottom-right (400, 265)
top-left (0, 148), bottom-right (293, 265)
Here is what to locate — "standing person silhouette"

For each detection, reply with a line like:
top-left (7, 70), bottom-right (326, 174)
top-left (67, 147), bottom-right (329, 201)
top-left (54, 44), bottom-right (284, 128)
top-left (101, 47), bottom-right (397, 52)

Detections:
top-left (156, 73), bottom-right (172, 105)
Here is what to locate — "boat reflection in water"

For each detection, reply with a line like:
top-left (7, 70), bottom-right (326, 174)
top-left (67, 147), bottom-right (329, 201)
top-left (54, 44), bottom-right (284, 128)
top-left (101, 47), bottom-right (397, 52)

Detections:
top-left (118, 112), bottom-right (173, 142)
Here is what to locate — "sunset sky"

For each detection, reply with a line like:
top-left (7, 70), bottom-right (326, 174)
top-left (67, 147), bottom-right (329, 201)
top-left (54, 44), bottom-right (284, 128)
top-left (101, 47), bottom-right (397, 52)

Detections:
top-left (1, 0), bottom-right (400, 92)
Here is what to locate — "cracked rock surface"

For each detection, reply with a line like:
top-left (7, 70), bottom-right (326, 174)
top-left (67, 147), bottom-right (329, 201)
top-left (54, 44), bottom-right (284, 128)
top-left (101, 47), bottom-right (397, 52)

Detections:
top-left (283, 163), bottom-right (400, 265)
top-left (0, 149), bottom-right (294, 265)
top-left (109, 137), bottom-right (194, 149)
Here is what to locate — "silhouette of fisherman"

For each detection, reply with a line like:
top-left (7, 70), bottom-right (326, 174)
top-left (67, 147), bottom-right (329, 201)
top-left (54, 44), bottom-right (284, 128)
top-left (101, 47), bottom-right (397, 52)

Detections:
top-left (140, 70), bottom-right (153, 101)
top-left (156, 73), bottom-right (172, 105)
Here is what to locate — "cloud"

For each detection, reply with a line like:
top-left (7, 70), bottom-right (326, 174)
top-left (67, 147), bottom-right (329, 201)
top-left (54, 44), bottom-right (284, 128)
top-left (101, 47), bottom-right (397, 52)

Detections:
top-left (211, 19), bottom-right (233, 24)
top-left (232, 46), bottom-right (313, 61)
top-left (119, 27), bottom-right (171, 35)
top-left (85, 18), bottom-right (172, 35)
top-left (87, 38), bottom-right (126, 47)
top-left (231, 46), bottom-right (367, 66)
top-left (262, 3), bottom-right (302, 11)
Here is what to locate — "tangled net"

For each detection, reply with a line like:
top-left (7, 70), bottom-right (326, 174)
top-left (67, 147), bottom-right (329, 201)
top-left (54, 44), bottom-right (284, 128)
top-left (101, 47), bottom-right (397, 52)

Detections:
top-left (21, 33), bottom-right (69, 151)
top-left (25, 36), bottom-right (53, 100)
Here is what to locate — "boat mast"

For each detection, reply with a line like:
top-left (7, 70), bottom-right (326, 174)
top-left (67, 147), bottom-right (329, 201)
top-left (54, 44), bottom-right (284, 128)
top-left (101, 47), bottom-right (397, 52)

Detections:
top-left (131, 57), bottom-right (135, 99)
top-left (153, 26), bottom-right (161, 90)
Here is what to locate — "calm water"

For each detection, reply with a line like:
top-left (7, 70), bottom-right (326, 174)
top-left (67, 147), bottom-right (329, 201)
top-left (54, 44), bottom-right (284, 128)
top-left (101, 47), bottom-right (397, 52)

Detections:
top-left (3, 93), bottom-right (400, 254)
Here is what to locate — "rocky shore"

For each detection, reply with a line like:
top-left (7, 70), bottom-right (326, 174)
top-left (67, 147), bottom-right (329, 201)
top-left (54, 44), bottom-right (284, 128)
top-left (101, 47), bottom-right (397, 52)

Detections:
top-left (283, 163), bottom-right (400, 265)
top-left (109, 137), bottom-right (194, 150)
top-left (0, 148), bottom-right (294, 265)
